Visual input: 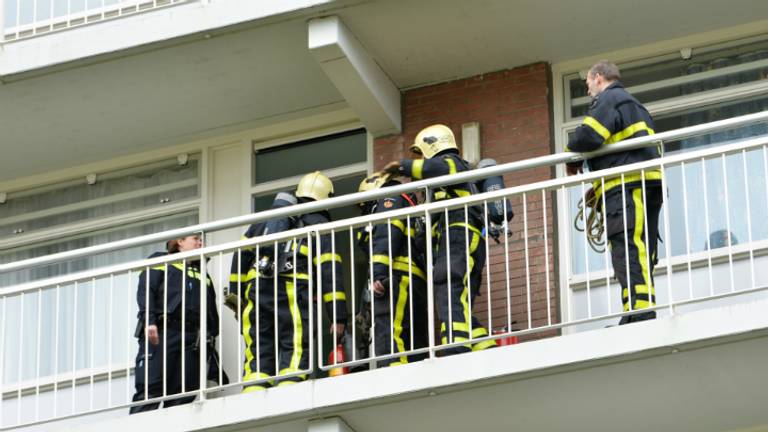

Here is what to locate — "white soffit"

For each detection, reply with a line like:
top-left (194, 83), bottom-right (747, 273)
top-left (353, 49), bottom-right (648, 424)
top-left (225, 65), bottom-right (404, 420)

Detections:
top-left (308, 16), bottom-right (401, 137)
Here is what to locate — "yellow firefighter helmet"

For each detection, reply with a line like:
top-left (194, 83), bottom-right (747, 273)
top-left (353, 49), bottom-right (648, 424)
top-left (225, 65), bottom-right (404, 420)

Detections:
top-left (295, 171), bottom-right (334, 201)
top-left (410, 124), bottom-right (458, 159)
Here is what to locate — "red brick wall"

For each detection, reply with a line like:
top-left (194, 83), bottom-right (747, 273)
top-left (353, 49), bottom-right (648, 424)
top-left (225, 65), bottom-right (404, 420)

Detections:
top-left (373, 62), bottom-right (559, 341)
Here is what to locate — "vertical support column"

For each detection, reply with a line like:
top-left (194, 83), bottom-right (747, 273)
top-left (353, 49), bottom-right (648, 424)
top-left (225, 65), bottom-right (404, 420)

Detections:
top-left (308, 15), bottom-right (401, 137)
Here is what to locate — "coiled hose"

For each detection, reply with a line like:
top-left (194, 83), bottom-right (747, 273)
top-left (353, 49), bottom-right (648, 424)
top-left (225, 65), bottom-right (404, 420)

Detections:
top-left (574, 191), bottom-right (606, 253)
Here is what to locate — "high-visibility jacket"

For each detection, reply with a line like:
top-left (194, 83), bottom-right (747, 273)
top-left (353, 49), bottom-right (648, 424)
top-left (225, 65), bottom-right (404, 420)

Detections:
top-left (567, 81), bottom-right (660, 200)
top-left (398, 150), bottom-right (483, 229)
top-left (136, 252), bottom-right (220, 336)
top-left (229, 210), bottom-right (348, 324)
top-left (356, 190), bottom-right (426, 283)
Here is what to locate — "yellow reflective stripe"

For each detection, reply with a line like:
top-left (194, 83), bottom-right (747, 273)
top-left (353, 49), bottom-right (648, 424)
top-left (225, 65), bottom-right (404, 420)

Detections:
top-left (298, 244), bottom-right (310, 256)
top-left (583, 116), bottom-right (611, 141)
top-left (472, 339), bottom-right (497, 351)
top-left (277, 368), bottom-right (308, 380)
top-left (441, 321), bottom-right (489, 337)
top-left (592, 170), bottom-right (663, 202)
top-left (278, 272), bottom-right (310, 280)
top-left (390, 219), bottom-right (416, 237)
top-left (622, 285), bottom-right (655, 297)
top-left (313, 253), bottom-right (342, 265)
top-left (392, 260), bottom-right (427, 281)
top-left (631, 188), bottom-right (655, 309)
top-left (445, 157), bottom-right (458, 175)
top-left (606, 121), bottom-right (654, 145)
top-left (437, 188), bottom-right (471, 199)
top-left (372, 255), bottom-right (391, 266)
top-left (243, 371), bottom-right (271, 382)
top-left (412, 159), bottom-right (424, 180)
top-left (624, 299), bottom-right (653, 312)
top-left (285, 280), bottom-right (303, 372)
top-left (440, 336), bottom-right (473, 350)
top-left (323, 291), bottom-right (347, 302)
top-left (392, 276), bottom-right (410, 365)
top-left (151, 263), bottom-right (204, 280)
top-left (242, 283), bottom-right (256, 378)
top-left (447, 222), bottom-right (483, 238)
top-left (469, 231), bottom-right (480, 254)
top-left (374, 255), bottom-right (427, 280)
top-left (230, 268), bottom-right (257, 283)
top-left (241, 236), bottom-right (256, 252)
top-left (453, 189), bottom-right (471, 197)
top-left (460, 255), bottom-right (475, 338)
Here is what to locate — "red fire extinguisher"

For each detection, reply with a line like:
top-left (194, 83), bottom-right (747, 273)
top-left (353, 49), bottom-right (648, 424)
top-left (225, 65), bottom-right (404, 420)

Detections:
top-left (328, 337), bottom-right (349, 377)
top-left (493, 327), bottom-right (519, 347)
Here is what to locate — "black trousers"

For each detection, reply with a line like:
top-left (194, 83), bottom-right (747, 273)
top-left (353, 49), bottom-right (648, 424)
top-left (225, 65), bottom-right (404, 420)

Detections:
top-left (433, 223), bottom-right (496, 355)
top-left (605, 186), bottom-right (664, 325)
top-left (372, 269), bottom-right (429, 366)
top-left (242, 276), bottom-right (310, 391)
top-left (130, 327), bottom-right (200, 413)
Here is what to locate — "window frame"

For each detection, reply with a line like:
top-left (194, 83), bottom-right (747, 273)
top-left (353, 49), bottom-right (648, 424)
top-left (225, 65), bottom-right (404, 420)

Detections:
top-left (248, 122), bottom-right (373, 203)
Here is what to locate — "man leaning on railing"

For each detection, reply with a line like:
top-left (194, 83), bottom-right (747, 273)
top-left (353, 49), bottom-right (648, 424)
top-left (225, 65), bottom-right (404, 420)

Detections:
top-left (565, 60), bottom-right (664, 325)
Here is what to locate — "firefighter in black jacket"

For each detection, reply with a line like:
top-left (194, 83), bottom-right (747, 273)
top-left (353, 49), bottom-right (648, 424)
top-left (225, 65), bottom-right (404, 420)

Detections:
top-left (356, 171), bottom-right (429, 366)
top-left (230, 171), bottom-right (347, 392)
top-left (566, 60), bottom-right (663, 324)
top-left (131, 234), bottom-right (220, 413)
top-left (384, 124), bottom-right (496, 355)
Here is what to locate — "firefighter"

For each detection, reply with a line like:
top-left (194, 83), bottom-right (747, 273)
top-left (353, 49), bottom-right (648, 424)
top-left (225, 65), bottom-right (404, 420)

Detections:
top-left (384, 124), bottom-right (496, 355)
top-left (356, 171), bottom-right (429, 366)
top-left (566, 60), bottom-right (663, 325)
top-left (230, 171), bottom-right (347, 392)
top-left (131, 234), bottom-right (220, 413)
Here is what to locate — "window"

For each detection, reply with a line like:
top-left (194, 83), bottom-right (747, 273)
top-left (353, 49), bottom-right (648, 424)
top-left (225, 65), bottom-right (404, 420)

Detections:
top-left (559, 38), bottom-right (768, 276)
top-left (0, 156), bottom-right (201, 385)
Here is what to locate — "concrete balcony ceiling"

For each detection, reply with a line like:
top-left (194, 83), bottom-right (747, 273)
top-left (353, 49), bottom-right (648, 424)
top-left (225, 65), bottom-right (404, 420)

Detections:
top-left (1, 0), bottom-right (767, 181)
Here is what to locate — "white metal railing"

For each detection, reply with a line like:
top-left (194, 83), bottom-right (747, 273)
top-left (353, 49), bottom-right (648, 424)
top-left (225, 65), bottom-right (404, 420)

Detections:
top-left (0, 111), bottom-right (767, 429)
top-left (0, 0), bottom-right (194, 42)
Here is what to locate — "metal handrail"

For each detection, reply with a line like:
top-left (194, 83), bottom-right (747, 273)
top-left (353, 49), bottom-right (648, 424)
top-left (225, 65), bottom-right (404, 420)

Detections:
top-left (1, 110), bottom-right (766, 273)
top-left (4, 132), bottom-right (768, 297)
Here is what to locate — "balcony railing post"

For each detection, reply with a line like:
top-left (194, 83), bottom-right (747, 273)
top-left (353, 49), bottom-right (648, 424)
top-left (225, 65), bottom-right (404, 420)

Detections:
top-left (199, 249), bottom-right (208, 402)
top-left (423, 186), bottom-right (436, 358)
